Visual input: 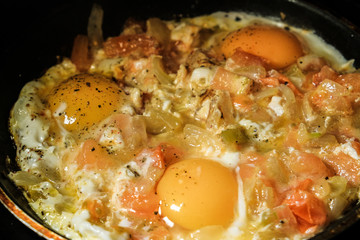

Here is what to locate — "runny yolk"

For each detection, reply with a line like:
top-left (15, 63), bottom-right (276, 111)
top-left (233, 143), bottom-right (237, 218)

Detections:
top-left (48, 73), bottom-right (124, 133)
top-left (157, 158), bottom-right (238, 230)
top-left (221, 25), bottom-right (303, 69)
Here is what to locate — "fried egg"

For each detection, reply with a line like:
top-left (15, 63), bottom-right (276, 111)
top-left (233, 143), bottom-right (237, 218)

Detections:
top-left (157, 158), bottom-right (238, 230)
top-left (221, 24), bottom-right (304, 69)
top-left (8, 8), bottom-right (359, 240)
top-left (48, 73), bottom-right (126, 133)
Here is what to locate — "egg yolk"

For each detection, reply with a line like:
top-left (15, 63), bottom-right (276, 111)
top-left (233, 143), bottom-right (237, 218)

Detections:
top-left (221, 25), bottom-right (303, 69)
top-left (157, 158), bottom-right (238, 230)
top-left (48, 73), bottom-right (124, 132)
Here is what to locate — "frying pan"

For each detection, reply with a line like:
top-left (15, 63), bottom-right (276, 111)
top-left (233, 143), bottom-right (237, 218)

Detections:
top-left (1, 0), bottom-right (360, 239)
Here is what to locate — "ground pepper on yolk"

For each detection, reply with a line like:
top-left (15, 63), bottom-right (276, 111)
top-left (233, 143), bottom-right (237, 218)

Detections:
top-left (48, 73), bottom-right (125, 133)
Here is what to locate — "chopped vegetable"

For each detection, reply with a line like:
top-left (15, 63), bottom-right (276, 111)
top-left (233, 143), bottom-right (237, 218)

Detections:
top-left (103, 34), bottom-right (161, 58)
top-left (8, 9), bottom-right (360, 240)
top-left (144, 109), bottom-right (182, 134)
top-left (220, 127), bottom-right (248, 147)
top-left (71, 35), bottom-right (93, 72)
top-left (283, 189), bottom-right (327, 234)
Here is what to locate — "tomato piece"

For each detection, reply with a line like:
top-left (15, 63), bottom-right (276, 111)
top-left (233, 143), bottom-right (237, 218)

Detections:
top-left (116, 145), bottom-right (171, 239)
top-left (267, 70), bottom-right (303, 97)
top-left (335, 72), bottom-right (360, 92)
top-left (134, 146), bottom-right (165, 169)
top-left (284, 127), bottom-right (302, 150)
top-left (85, 198), bottom-right (109, 223)
top-left (258, 77), bottom-right (280, 87)
top-left (157, 143), bottom-right (184, 167)
top-left (120, 145), bottom-right (168, 218)
top-left (103, 34), bottom-right (161, 58)
top-left (149, 145), bottom-right (165, 168)
top-left (274, 204), bottom-right (298, 233)
top-left (121, 183), bottom-right (160, 219)
top-left (312, 65), bottom-right (338, 86)
top-left (76, 139), bottom-right (117, 170)
top-left (283, 189), bottom-right (327, 234)
top-left (311, 80), bottom-right (353, 116)
top-left (132, 145), bottom-right (169, 171)
top-left (287, 151), bottom-right (332, 180)
top-left (295, 178), bottom-right (313, 191)
top-left (324, 152), bottom-right (360, 186)
top-left (232, 94), bottom-right (253, 112)
top-left (211, 67), bottom-right (233, 92)
top-left (211, 67), bottom-right (253, 95)
top-left (239, 163), bottom-right (257, 180)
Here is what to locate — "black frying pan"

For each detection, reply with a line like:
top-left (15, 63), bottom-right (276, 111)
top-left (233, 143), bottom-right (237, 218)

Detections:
top-left (1, 0), bottom-right (360, 239)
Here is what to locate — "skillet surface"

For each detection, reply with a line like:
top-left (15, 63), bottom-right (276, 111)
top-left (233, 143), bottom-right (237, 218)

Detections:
top-left (1, 0), bottom-right (360, 239)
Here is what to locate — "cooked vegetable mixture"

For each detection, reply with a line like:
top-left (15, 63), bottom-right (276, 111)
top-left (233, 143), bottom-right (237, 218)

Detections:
top-left (8, 6), bottom-right (360, 240)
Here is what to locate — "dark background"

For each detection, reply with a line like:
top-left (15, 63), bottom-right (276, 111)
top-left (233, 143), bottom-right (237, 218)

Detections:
top-left (1, 0), bottom-right (360, 239)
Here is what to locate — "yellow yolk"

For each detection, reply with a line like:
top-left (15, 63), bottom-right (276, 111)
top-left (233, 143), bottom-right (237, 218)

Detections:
top-left (48, 73), bottom-right (124, 132)
top-left (157, 158), bottom-right (238, 230)
top-left (221, 25), bottom-right (303, 69)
